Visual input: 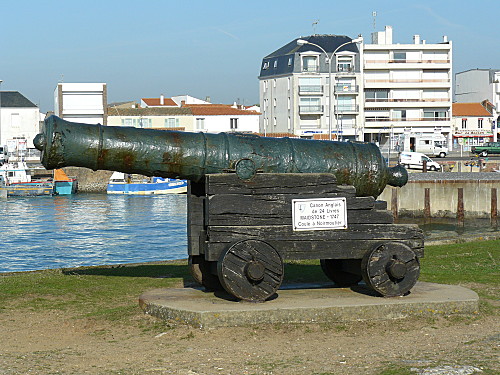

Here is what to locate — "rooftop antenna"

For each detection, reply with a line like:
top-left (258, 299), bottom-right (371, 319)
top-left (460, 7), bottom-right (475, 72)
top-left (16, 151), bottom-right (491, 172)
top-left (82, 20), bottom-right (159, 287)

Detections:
top-left (312, 19), bottom-right (319, 35)
top-left (59, 74), bottom-right (64, 83)
top-left (372, 11), bottom-right (377, 30)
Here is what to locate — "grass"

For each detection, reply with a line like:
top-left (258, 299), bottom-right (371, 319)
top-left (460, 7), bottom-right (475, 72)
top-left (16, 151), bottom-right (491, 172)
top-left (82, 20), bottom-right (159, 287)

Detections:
top-left (0, 240), bottom-right (498, 323)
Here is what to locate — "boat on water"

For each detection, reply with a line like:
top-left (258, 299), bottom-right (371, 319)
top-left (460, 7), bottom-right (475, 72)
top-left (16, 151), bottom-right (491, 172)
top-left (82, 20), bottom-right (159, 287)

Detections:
top-left (0, 162), bottom-right (77, 197)
top-left (107, 172), bottom-right (188, 195)
top-left (53, 168), bottom-right (78, 195)
top-left (0, 161), bottom-right (53, 196)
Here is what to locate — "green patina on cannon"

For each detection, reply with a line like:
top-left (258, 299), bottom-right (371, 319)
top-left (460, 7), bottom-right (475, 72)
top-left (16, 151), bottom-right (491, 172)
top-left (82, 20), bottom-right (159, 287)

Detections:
top-left (34, 116), bottom-right (407, 198)
top-left (34, 116), bottom-right (423, 303)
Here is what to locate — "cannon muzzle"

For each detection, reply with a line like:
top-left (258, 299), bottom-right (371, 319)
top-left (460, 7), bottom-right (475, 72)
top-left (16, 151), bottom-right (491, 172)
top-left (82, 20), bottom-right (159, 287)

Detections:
top-left (34, 116), bottom-right (407, 197)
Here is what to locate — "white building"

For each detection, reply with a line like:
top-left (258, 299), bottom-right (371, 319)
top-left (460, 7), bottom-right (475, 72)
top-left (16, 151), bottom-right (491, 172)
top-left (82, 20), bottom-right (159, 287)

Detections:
top-left (259, 34), bottom-right (363, 140)
top-left (363, 26), bottom-right (453, 149)
top-left (258, 26), bottom-right (453, 148)
top-left (54, 83), bottom-right (107, 125)
top-left (108, 96), bottom-right (260, 133)
top-left (0, 91), bottom-right (41, 151)
top-left (452, 101), bottom-right (495, 151)
top-left (455, 69), bottom-right (500, 140)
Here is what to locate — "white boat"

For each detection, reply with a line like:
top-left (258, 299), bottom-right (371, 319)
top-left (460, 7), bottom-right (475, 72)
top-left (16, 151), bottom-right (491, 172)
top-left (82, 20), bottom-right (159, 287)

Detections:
top-left (0, 162), bottom-right (54, 196)
top-left (106, 172), bottom-right (188, 195)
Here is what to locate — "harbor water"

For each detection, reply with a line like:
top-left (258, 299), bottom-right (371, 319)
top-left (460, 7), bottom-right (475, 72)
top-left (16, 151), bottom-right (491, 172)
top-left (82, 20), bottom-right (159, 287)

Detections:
top-left (0, 194), bottom-right (187, 273)
top-left (1, 193), bottom-right (499, 274)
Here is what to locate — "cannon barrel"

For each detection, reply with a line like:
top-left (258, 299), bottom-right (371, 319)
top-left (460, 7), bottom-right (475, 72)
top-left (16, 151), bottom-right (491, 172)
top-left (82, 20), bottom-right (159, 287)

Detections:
top-left (34, 116), bottom-right (407, 197)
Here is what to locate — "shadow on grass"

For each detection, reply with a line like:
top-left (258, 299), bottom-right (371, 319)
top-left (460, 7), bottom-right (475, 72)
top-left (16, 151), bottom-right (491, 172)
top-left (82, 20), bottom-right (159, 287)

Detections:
top-left (62, 263), bottom-right (189, 279)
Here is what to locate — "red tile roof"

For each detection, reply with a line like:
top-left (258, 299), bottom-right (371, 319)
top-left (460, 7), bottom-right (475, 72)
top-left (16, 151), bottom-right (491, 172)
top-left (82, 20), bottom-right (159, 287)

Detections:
top-left (142, 97), bottom-right (178, 107)
top-left (185, 104), bottom-right (260, 116)
top-left (453, 102), bottom-right (492, 117)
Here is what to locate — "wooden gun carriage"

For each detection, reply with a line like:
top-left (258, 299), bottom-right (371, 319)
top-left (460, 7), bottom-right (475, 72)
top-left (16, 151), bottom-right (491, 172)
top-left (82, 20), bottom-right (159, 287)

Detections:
top-left (188, 173), bottom-right (424, 302)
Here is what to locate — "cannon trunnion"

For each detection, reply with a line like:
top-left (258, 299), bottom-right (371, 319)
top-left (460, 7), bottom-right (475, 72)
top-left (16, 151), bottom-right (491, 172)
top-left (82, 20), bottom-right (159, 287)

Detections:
top-left (188, 173), bottom-right (424, 302)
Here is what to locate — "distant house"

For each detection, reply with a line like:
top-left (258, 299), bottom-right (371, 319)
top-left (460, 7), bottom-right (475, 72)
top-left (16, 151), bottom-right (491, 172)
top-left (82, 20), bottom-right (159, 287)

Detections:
top-left (452, 101), bottom-right (495, 151)
top-left (54, 83), bottom-right (107, 125)
top-left (185, 104), bottom-right (260, 133)
top-left (106, 106), bottom-right (193, 131)
top-left (0, 91), bottom-right (41, 151)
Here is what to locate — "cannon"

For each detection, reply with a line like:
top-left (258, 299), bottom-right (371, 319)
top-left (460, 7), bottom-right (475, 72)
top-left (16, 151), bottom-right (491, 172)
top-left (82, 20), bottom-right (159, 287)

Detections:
top-left (35, 116), bottom-right (424, 302)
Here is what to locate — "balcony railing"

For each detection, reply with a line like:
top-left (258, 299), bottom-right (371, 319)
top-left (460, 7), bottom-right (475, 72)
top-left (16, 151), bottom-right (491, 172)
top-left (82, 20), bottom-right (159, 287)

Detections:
top-left (301, 66), bottom-right (319, 73)
top-left (299, 105), bottom-right (324, 114)
top-left (334, 84), bottom-right (359, 93)
top-left (365, 98), bottom-right (450, 103)
top-left (299, 85), bottom-right (323, 94)
top-left (365, 117), bottom-right (450, 122)
top-left (365, 59), bottom-right (450, 64)
top-left (335, 105), bottom-right (359, 113)
top-left (365, 79), bottom-right (450, 83)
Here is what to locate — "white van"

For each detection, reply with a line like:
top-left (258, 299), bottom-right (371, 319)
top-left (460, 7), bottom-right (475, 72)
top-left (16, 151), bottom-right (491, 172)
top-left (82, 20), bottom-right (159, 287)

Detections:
top-left (399, 152), bottom-right (441, 171)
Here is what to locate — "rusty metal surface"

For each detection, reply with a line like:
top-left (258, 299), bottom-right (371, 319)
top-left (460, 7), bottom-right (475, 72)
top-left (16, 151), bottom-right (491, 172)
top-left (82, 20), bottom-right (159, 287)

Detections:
top-left (34, 116), bottom-right (408, 197)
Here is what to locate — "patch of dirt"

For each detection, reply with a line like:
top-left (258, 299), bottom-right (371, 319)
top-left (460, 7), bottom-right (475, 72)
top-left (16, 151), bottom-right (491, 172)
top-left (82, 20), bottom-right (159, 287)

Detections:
top-left (0, 302), bottom-right (498, 375)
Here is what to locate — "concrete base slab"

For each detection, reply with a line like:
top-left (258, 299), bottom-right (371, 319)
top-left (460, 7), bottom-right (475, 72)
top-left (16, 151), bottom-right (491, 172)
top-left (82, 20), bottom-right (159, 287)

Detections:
top-left (139, 282), bottom-right (479, 328)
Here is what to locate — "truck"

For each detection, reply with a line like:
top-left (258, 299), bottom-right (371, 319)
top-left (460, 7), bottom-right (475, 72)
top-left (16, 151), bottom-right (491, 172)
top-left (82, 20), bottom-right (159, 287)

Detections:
top-left (401, 133), bottom-right (448, 158)
top-left (471, 142), bottom-right (500, 157)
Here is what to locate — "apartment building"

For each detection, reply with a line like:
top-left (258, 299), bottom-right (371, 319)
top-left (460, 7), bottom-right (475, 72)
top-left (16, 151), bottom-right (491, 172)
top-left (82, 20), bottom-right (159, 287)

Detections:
top-left (258, 35), bottom-right (363, 140)
top-left (259, 27), bottom-right (453, 148)
top-left (54, 83), bottom-right (107, 125)
top-left (362, 26), bottom-right (453, 149)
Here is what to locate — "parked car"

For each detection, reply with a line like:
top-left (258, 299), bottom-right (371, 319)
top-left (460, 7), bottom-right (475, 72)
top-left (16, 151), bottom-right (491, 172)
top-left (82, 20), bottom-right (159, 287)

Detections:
top-left (471, 142), bottom-right (500, 157)
top-left (399, 152), bottom-right (441, 171)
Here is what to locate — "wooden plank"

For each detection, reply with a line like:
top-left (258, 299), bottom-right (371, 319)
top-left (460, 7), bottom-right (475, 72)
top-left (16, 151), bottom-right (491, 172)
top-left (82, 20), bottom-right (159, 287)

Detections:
top-left (206, 239), bottom-right (424, 262)
top-left (206, 173), bottom-right (357, 196)
top-left (187, 193), bottom-right (205, 256)
top-left (207, 208), bottom-right (394, 226)
top-left (208, 194), bottom-right (375, 213)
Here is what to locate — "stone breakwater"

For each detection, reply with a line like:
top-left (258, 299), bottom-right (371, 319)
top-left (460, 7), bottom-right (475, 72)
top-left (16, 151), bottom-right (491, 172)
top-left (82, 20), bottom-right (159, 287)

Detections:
top-left (63, 167), bottom-right (113, 193)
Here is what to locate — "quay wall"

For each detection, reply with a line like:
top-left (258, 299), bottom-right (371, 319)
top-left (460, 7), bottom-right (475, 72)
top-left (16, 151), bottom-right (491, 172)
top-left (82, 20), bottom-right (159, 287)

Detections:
top-left (379, 172), bottom-right (500, 219)
top-left (63, 167), bottom-right (113, 193)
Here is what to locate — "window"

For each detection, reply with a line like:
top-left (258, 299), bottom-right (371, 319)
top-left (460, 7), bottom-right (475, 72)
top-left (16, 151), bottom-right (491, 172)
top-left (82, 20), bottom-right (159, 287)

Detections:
top-left (165, 118), bottom-right (180, 128)
top-left (393, 52), bottom-right (406, 62)
top-left (424, 110), bottom-right (447, 120)
top-left (273, 98), bottom-right (277, 107)
top-left (393, 109), bottom-right (407, 121)
top-left (139, 118), bottom-right (151, 128)
top-left (299, 97), bottom-right (322, 112)
top-left (288, 57), bottom-right (293, 66)
top-left (196, 118), bottom-right (205, 130)
top-left (337, 56), bottom-right (353, 72)
top-left (302, 55), bottom-right (318, 72)
top-left (462, 118), bottom-right (467, 129)
top-left (262, 61), bottom-right (269, 70)
top-left (121, 118), bottom-right (151, 128)
top-left (230, 118), bottom-right (238, 130)
top-left (273, 60), bottom-right (278, 69)
top-left (365, 89), bottom-right (389, 101)
top-left (478, 118), bottom-right (483, 129)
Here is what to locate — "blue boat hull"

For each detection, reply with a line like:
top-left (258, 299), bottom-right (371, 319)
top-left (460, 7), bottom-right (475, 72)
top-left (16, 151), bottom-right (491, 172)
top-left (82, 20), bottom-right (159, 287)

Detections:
top-left (107, 179), bottom-right (188, 195)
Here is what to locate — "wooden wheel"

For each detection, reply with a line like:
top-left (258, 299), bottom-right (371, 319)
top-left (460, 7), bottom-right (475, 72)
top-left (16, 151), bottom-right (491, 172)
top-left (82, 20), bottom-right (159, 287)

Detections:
top-left (320, 259), bottom-right (362, 287)
top-left (188, 255), bottom-right (222, 291)
top-left (361, 242), bottom-right (420, 297)
top-left (217, 240), bottom-right (284, 302)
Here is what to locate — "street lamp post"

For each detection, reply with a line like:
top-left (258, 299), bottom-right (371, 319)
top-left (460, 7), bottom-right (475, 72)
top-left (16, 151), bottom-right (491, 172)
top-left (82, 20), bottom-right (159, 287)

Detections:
top-left (297, 37), bottom-right (362, 141)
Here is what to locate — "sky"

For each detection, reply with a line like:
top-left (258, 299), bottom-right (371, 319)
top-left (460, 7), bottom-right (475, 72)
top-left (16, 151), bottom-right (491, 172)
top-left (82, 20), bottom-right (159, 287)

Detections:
top-left (1, 0), bottom-right (499, 113)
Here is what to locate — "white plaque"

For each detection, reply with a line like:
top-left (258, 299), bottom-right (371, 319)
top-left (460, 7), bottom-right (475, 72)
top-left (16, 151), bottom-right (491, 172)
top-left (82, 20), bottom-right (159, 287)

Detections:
top-left (292, 198), bottom-right (348, 231)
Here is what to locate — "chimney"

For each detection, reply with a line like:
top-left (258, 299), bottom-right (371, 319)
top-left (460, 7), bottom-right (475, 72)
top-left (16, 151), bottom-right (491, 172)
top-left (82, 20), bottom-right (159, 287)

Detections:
top-left (443, 35), bottom-right (448, 43)
top-left (413, 35), bottom-right (420, 44)
top-left (160, 94), bottom-right (164, 105)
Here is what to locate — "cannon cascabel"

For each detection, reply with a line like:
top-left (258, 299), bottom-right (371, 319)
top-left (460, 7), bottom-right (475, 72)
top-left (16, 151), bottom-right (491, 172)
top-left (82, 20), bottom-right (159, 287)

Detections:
top-left (34, 116), bottom-right (407, 197)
